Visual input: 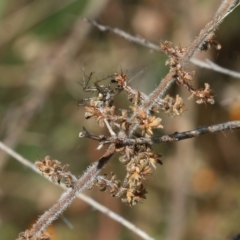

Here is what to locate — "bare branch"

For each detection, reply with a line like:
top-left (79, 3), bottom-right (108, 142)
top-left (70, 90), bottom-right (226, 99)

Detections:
top-left (152, 121), bottom-right (240, 143)
top-left (79, 121), bottom-right (240, 146)
top-left (83, 18), bottom-right (162, 52)
top-left (0, 141), bottom-right (40, 174)
top-left (78, 194), bottom-right (155, 240)
top-left (191, 58), bottom-right (240, 79)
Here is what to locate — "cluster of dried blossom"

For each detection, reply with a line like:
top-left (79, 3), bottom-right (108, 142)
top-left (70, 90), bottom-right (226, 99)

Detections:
top-left (17, 230), bottom-right (51, 240)
top-left (35, 156), bottom-right (77, 188)
top-left (161, 40), bottom-right (215, 104)
top-left (33, 55), bottom-right (213, 209)
top-left (80, 71), bottom-right (182, 206)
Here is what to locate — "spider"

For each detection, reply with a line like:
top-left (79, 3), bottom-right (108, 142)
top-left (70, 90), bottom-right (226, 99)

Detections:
top-left (77, 70), bottom-right (121, 107)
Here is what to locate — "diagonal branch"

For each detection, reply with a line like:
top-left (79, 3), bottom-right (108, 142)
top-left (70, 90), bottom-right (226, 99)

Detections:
top-left (135, 0), bottom-right (239, 134)
top-left (27, 144), bottom-right (115, 237)
top-left (0, 141), bottom-right (154, 240)
top-left (179, 0), bottom-right (240, 66)
top-left (83, 18), bottom-right (162, 52)
top-left (141, 0), bottom-right (240, 112)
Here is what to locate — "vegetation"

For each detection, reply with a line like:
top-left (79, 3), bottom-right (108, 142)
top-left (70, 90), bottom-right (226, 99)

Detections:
top-left (0, 1), bottom-right (240, 240)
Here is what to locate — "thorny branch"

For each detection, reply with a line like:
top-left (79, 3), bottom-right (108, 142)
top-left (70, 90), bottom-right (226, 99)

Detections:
top-left (0, 141), bottom-right (154, 240)
top-left (178, 0), bottom-right (240, 66)
top-left (18, 144), bottom-right (114, 239)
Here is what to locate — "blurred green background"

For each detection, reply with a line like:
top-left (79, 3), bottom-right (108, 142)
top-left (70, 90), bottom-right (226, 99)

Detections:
top-left (0, 0), bottom-right (240, 239)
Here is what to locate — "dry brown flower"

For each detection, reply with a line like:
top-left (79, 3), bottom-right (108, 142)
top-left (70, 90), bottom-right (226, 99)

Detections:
top-left (35, 156), bottom-right (76, 188)
top-left (137, 110), bottom-right (163, 136)
top-left (17, 230), bottom-right (51, 240)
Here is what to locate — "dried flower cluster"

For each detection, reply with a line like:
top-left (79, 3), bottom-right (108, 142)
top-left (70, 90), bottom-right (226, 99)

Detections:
top-left (161, 41), bottom-right (215, 104)
top-left (77, 70), bottom-right (185, 205)
top-left (91, 147), bottom-right (162, 206)
top-left (159, 94), bottom-right (185, 116)
top-left (76, 44), bottom-right (217, 204)
top-left (35, 156), bottom-right (77, 188)
top-left (17, 230), bottom-right (51, 240)
top-left (33, 39), bottom-right (216, 208)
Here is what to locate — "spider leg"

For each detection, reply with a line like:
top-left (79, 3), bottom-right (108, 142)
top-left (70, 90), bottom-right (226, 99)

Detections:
top-left (77, 97), bottom-right (95, 106)
top-left (79, 69), bottom-right (97, 92)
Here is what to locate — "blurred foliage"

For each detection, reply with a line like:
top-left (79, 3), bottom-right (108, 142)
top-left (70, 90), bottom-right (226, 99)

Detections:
top-left (0, 0), bottom-right (240, 240)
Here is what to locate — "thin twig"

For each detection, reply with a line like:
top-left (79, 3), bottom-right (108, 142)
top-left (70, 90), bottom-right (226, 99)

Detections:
top-left (80, 121), bottom-right (240, 145)
top-left (85, 18), bottom-right (240, 80)
top-left (0, 141), bottom-right (154, 240)
top-left (152, 120), bottom-right (240, 143)
top-left (104, 119), bottom-right (116, 136)
top-left (78, 194), bottom-right (154, 240)
top-left (83, 18), bottom-right (162, 52)
top-left (0, 141), bottom-right (40, 174)
top-left (191, 58), bottom-right (240, 79)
